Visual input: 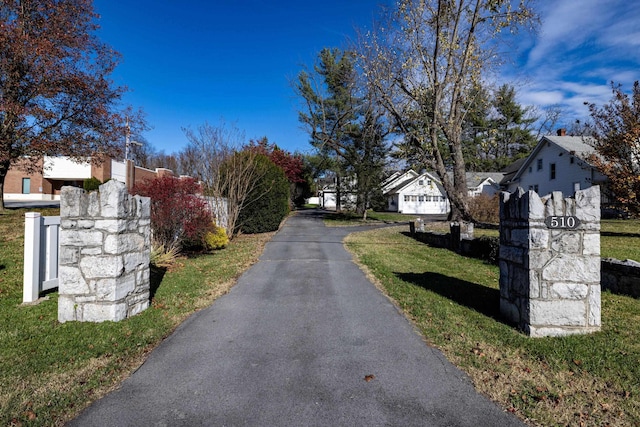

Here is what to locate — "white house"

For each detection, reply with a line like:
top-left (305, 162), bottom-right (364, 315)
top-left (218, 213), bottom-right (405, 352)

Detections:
top-left (505, 130), bottom-right (607, 198)
top-left (465, 172), bottom-right (504, 198)
top-left (316, 175), bottom-right (357, 210)
top-left (381, 170), bottom-right (418, 194)
top-left (385, 172), bottom-right (451, 215)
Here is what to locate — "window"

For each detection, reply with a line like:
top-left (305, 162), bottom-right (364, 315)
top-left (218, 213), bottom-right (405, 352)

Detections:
top-left (570, 157), bottom-right (575, 164)
top-left (534, 185), bottom-right (539, 193)
top-left (529, 166), bottom-right (532, 173)
top-left (22, 178), bottom-right (31, 194)
top-left (404, 195), bottom-right (410, 202)
top-left (537, 159), bottom-right (543, 171)
top-left (427, 179), bottom-right (432, 186)
top-left (411, 195), bottom-right (418, 202)
top-left (418, 179), bottom-right (424, 186)
top-left (418, 195), bottom-right (424, 202)
top-left (573, 182), bottom-right (581, 193)
top-left (550, 163), bottom-right (556, 180)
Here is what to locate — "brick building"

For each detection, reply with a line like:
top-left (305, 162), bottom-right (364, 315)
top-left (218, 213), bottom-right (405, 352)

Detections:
top-left (4, 156), bottom-right (177, 201)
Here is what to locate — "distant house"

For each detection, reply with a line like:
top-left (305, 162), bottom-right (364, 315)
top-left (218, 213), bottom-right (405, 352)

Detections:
top-left (383, 170), bottom-right (505, 215)
top-left (384, 171), bottom-right (450, 215)
top-left (316, 175), bottom-right (357, 211)
top-left (503, 130), bottom-right (608, 198)
top-left (453, 171), bottom-right (503, 198)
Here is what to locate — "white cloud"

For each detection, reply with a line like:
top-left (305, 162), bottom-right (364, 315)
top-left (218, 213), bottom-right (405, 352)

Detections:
top-left (499, 0), bottom-right (640, 124)
top-left (519, 89), bottom-right (566, 106)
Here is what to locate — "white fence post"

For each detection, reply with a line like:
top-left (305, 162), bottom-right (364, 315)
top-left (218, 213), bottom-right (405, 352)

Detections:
top-left (42, 216), bottom-right (60, 292)
top-left (23, 212), bottom-right (42, 303)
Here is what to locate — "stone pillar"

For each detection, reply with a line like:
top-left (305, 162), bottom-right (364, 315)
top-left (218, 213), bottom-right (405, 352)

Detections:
top-left (499, 186), bottom-right (601, 337)
top-left (58, 180), bottom-right (151, 322)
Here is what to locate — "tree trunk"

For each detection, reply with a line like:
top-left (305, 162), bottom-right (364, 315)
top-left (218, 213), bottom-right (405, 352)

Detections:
top-left (335, 173), bottom-right (342, 212)
top-left (0, 160), bottom-right (10, 212)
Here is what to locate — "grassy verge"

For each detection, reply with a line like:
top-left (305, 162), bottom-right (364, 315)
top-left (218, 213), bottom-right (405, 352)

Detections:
top-left (345, 226), bottom-right (640, 426)
top-left (323, 210), bottom-right (415, 226)
top-left (334, 215), bottom-right (640, 262)
top-left (0, 207), bottom-right (272, 426)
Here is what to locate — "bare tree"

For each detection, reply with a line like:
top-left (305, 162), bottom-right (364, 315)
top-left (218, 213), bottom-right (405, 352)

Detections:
top-left (360, 0), bottom-right (537, 221)
top-left (182, 121), bottom-right (267, 238)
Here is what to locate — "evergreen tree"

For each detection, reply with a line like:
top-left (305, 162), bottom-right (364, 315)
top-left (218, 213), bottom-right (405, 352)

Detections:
top-left (296, 48), bottom-right (389, 216)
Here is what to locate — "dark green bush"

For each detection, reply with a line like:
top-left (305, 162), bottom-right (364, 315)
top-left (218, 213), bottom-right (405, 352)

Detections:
top-left (469, 236), bottom-right (500, 265)
top-left (237, 154), bottom-right (290, 234)
top-left (83, 176), bottom-right (102, 192)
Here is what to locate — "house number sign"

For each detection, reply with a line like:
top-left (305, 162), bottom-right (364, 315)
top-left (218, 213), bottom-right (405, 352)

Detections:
top-left (545, 216), bottom-right (581, 229)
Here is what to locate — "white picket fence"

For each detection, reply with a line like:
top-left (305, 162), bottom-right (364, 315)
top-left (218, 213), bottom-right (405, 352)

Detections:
top-left (23, 212), bottom-right (60, 303)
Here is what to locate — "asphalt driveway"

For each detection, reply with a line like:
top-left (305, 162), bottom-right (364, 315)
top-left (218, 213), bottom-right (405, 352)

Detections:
top-left (69, 209), bottom-right (523, 426)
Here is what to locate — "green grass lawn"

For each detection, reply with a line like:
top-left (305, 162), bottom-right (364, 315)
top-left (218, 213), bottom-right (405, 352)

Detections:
top-left (329, 213), bottom-right (640, 262)
top-left (323, 210), bottom-right (418, 226)
top-left (0, 207), bottom-right (272, 426)
top-left (345, 226), bottom-right (640, 427)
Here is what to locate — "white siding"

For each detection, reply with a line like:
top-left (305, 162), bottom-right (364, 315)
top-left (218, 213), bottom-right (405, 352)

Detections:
top-left (43, 156), bottom-right (91, 179)
top-left (396, 175), bottom-right (450, 215)
top-left (509, 143), bottom-right (606, 197)
top-left (111, 160), bottom-right (127, 184)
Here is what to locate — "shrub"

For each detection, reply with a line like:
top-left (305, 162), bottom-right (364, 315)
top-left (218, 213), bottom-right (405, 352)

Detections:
top-left (83, 176), bottom-right (102, 192)
top-left (469, 236), bottom-right (500, 265)
top-left (236, 154), bottom-right (290, 234)
top-left (204, 224), bottom-right (229, 250)
top-left (132, 176), bottom-right (212, 250)
top-left (150, 242), bottom-right (180, 268)
top-left (468, 193), bottom-right (500, 224)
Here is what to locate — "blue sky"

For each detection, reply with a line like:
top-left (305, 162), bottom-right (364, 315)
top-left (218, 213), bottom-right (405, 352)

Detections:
top-left (94, 0), bottom-right (640, 156)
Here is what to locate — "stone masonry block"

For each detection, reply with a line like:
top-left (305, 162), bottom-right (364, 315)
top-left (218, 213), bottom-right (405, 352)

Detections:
top-left (60, 246), bottom-right (79, 265)
top-left (88, 191), bottom-right (100, 217)
top-left (58, 295), bottom-right (79, 323)
top-left (530, 300), bottom-right (587, 327)
top-left (500, 246), bottom-right (525, 264)
top-left (58, 266), bottom-right (90, 295)
top-left (60, 229), bottom-right (103, 247)
top-left (60, 186), bottom-right (85, 217)
top-left (77, 220), bottom-right (95, 229)
top-left (80, 255), bottom-right (124, 279)
top-left (542, 255), bottom-right (600, 283)
top-left (550, 232), bottom-right (581, 254)
top-left (104, 233), bottom-right (146, 255)
top-left (551, 191), bottom-right (564, 216)
top-left (94, 274), bottom-right (136, 302)
top-left (575, 186), bottom-right (600, 222)
top-left (100, 180), bottom-right (129, 218)
top-left (529, 228), bottom-right (549, 249)
top-left (529, 192), bottom-right (545, 219)
top-left (94, 219), bottom-right (128, 233)
top-left (589, 285), bottom-right (601, 327)
top-left (583, 233), bottom-right (600, 255)
top-left (550, 282), bottom-right (589, 300)
top-left (124, 251), bottom-right (149, 272)
top-left (135, 194), bottom-right (151, 218)
top-left (81, 302), bottom-right (128, 322)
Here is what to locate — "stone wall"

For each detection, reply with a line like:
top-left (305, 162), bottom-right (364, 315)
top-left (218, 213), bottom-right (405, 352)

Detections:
top-left (58, 180), bottom-right (151, 322)
top-left (602, 258), bottom-right (640, 298)
top-left (499, 186), bottom-right (601, 337)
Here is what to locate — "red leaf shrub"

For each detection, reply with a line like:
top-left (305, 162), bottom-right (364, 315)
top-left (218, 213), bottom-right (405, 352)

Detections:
top-left (132, 176), bottom-right (212, 250)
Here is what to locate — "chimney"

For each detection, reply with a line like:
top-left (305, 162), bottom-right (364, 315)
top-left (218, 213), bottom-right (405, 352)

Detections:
top-left (557, 128), bottom-right (566, 136)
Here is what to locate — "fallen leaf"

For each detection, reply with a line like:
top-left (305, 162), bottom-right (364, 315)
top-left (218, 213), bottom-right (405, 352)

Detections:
top-left (364, 374), bottom-right (375, 382)
top-left (573, 359), bottom-right (582, 366)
